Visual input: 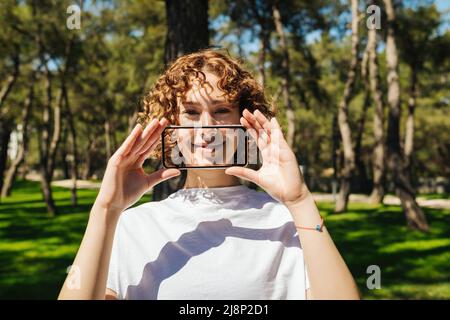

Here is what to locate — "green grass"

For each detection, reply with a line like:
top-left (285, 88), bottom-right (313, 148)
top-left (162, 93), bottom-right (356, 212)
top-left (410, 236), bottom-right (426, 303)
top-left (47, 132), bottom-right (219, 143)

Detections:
top-left (318, 202), bottom-right (450, 299)
top-left (0, 180), bottom-right (449, 299)
top-left (418, 193), bottom-right (450, 200)
top-left (0, 180), bottom-right (151, 300)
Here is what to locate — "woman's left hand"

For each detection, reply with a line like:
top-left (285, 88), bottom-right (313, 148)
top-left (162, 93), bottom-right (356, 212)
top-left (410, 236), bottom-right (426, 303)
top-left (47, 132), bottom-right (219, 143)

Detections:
top-left (225, 109), bottom-right (310, 206)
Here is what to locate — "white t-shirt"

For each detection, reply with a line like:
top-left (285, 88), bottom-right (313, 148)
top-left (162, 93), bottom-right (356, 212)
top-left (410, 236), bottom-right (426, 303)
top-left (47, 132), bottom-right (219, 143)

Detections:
top-left (107, 184), bottom-right (309, 300)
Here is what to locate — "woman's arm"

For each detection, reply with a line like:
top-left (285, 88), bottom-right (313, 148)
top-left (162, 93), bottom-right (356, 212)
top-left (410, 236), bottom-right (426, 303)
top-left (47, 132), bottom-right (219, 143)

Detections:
top-left (58, 203), bottom-right (121, 299)
top-left (286, 193), bottom-right (360, 300)
top-left (226, 109), bottom-right (360, 300)
top-left (58, 119), bottom-right (180, 300)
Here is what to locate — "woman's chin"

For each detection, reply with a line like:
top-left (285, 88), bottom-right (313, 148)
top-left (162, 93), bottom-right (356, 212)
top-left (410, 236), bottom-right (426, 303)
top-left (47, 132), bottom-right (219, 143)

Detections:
top-left (190, 159), bottom-right (236, 167)
top-left (191, 158), bottom-right (220, 166)
top-left (179, 149), bottom-right (235, 166)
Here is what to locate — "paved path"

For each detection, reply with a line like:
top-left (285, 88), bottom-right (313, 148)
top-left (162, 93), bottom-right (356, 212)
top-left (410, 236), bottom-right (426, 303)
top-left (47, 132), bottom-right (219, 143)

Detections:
top-left (313, 193), bottom-right (450, 210)
top-left (51, 179), bottom-right (101, 189)
top-left (47, 178), bottom-right (450, 210)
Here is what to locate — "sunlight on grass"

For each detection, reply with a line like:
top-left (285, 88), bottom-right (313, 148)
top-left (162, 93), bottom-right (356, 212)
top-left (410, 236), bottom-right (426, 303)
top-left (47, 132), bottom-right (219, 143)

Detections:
top-left (0, 180), bottom-right (449, 299)
top-left (379, 239), bottom-right (450, 254)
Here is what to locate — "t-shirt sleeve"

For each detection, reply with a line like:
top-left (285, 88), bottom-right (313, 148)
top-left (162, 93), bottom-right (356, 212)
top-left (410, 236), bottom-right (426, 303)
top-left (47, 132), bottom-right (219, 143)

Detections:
top-left (106, 216), bottom-right (123, 299)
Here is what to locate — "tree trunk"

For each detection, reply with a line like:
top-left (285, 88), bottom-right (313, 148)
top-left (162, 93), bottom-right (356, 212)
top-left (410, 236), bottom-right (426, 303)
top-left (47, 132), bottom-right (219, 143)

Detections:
top-left (164, 0), bottom-right (209, 65)
top-left (354, 90), bottom-right (370, 194)
top-left (34, 10), bottom-right (61, 216)
top-left (47, 84), bottom-right (63, 182)
top-left (354, 39), bottom-right (371, 194)
top-left (46, 81), bottom-right (63, 183)
top-left (257, 34), bottom-right (267, 87)
top-left (335, 0), bottom-right (359, 213)
top-left (154, 0), bottom-right (209, 201)
top-left (383, 0), bottom-right (428, 231)
top-left (40, 172), bottom-right (56, 215)
top-left (38, 66), bottom-right (57, 216)
top-left (0, 122), bottom-right (13, 200)
top-left (332, 113), bottom-right (340, 196)
top-left (0, 52), bottom-right (20, 200)
top-left (272, 0), bottom-right (295, 148)
top-left (0, 51), bottom-right (20, 113)
top-left (1, 80), bottom-right (34, 198)
top-left (250, 0), bottom-right (270, 88)
top-left (41, 81), bottom-right (63, 215)
top-left (404, 67), bottom-right (417, 173)
top-left (61, 126), bottom-right (70, 179)
top-left (63, 85), bottom-right (78, 206)
top-left (104, 118), bottom-right (112, 163)
top-left (367, 22), bottom-right (386, 204)
top-left (82, 136), bottom-right (97, 180)
top-left (82, 150), bottom-right (91, 180)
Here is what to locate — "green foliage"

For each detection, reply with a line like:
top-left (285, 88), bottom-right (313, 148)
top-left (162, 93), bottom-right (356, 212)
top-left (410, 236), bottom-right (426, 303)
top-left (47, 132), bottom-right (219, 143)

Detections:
top-left (1, 0), bottom-right (449, 301)
top-left (1, 0), bottom-right (448, 184)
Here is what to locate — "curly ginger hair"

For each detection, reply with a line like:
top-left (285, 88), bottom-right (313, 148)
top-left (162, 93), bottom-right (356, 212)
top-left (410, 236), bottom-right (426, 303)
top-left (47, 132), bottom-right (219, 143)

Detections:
top-left (137, 48), bottom-right (276, 159)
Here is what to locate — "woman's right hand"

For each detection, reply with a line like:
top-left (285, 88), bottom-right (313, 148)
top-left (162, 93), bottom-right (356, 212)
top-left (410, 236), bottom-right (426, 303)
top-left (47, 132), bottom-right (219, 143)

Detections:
top-left (94, 117), bottom-right (180, 214)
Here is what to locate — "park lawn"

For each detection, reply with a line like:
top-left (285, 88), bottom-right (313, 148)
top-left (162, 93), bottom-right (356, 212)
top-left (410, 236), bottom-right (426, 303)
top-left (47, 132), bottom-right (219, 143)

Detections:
top-left (0, 180), bottom-right (449, 299)
top-left (418, 193), bottom-right (450, 200)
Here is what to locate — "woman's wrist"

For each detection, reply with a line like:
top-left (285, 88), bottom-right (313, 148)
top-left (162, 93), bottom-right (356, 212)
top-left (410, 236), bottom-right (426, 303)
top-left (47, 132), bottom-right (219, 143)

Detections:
top-left (91, 200), bottom-right (123, 225)
top-left (284, 191), bottom-right (324, 227)
top-left (282, 187), bottom-right (313, 209)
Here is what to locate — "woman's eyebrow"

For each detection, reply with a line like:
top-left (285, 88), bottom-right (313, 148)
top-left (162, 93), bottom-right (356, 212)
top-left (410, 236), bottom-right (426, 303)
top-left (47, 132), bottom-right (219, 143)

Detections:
top-left (182, 101), bottom-right (200, 107)
top-left (211, 99), bottom-right (229, 105)
top-left (183, 99), bottom-right (229, 106)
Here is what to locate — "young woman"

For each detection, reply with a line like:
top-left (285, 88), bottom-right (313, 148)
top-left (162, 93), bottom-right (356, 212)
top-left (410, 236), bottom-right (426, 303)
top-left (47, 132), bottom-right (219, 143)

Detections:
top-left (58, 49), bottom-right (360, 300)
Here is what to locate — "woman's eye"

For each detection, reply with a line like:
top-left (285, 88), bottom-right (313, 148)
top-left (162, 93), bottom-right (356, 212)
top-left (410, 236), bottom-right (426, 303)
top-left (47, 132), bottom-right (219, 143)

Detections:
top-left (215, 108), bottom-right (230, 114)
top-left (184, 110), bottom-right (199, 115)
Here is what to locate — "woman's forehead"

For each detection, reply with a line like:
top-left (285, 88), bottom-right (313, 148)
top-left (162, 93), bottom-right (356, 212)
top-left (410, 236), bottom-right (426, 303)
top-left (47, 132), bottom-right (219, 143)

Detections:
top-left (181, 72), bottom-right (229, 105)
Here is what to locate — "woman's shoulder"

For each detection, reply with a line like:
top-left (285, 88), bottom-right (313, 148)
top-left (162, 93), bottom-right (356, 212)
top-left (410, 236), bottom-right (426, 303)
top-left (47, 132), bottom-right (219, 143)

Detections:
top-left (117, 200), bottom-right (168, 227)
top-left (118, 187), bottom-right (290, 225)
top-left (245, 188), bottom-right (287, 208)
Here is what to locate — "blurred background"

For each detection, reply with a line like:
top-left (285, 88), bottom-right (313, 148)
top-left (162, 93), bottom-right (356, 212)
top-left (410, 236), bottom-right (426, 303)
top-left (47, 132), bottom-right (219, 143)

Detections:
top-left (0, 0), bottom-right (449, 299)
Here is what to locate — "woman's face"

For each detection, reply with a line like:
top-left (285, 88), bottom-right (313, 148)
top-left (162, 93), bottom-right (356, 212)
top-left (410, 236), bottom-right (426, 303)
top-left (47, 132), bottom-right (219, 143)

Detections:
top-left (173, 71), bottom-right (242, 167)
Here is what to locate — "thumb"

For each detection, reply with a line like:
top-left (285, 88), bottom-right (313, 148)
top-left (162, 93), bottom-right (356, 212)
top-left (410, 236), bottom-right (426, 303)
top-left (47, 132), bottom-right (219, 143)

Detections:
top-left (147, 168), bottom-right (181, 188)
top-left (225, 167), bottom-right (259, 184)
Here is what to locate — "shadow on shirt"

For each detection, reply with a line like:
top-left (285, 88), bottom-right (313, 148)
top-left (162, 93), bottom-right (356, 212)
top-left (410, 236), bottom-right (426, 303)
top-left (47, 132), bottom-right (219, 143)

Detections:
top-left (125, 218), bottom-right (301, 299)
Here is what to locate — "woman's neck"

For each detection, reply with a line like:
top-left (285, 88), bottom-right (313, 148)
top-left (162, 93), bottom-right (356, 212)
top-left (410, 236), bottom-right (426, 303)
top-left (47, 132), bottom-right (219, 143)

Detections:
top-left (183, 169), bottom-right (241, 189)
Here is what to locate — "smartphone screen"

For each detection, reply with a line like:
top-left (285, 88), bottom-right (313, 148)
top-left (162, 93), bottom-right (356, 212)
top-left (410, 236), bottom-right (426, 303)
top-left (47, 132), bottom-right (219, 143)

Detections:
top-left (161, 125), bottom-right (248, 169)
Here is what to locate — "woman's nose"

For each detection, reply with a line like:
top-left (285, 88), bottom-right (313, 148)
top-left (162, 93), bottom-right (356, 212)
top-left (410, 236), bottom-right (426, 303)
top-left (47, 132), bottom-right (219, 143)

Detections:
top-left (200, 128), bottom-right (219, 142)
top-left (199, 112), bottom-right (217, 126)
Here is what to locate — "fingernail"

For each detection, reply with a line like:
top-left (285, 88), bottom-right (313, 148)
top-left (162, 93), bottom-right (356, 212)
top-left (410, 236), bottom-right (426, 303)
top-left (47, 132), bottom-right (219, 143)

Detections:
top-left (145, 120), bottom-right (157, 132)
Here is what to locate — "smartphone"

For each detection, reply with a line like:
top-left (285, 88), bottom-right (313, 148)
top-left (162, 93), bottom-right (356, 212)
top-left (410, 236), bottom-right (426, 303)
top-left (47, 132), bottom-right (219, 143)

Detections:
top-left (161, 125), bottom-right (248, 169)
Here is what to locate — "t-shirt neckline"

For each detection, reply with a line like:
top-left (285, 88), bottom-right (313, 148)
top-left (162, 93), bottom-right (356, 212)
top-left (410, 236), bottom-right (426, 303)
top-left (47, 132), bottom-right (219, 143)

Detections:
top-left (168, 184), bottom-right (252, 208)
top-left (178, 184), bottom-right (248, 193)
